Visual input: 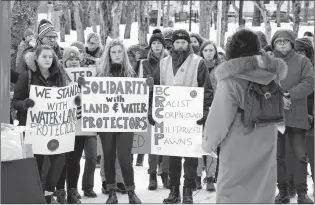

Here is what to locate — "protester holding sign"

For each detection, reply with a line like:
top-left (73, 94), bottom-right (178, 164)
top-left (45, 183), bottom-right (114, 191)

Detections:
top-left (149, 29), bottom-right (213, 204)
top-left (137, 29), bottom-right (170, 191)
top-left (12, 45), bottom-right (71, 204)
top-left (202, 29), bottom-right (289, 203)
top-left (93, 39), bottom-right (141, 204)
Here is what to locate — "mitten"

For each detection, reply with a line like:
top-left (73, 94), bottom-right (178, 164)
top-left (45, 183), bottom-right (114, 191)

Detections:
top-left (74, 96), bottom-right (81, 106)
top-left (22, 98), bottom-right (35, 110)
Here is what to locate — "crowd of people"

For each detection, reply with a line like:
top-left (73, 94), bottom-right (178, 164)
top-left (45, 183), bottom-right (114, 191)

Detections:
top-left (9, 18), bottom-right (314, 204)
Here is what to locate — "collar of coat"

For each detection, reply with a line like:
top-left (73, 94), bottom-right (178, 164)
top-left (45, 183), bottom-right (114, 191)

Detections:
top-left (24, 51), bottom-right (61, 78)
top-left (214, 53), bottom-right (288, 84)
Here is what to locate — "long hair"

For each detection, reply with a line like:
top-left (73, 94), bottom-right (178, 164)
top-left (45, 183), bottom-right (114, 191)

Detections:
top-left (147, 46), bottom-right (169, 61)
top-left (198, 40), bottom-right (221, 66)
top-left (97, 39), bottom-right (135, 77)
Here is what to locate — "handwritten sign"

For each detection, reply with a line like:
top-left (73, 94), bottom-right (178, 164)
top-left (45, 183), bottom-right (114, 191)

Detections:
top-left (151, 85), bottom-right (205, 157)
top-left (132, 125), bottom-right (152, 154)
top-left (25, 84), bottom-right (78, 155)
top-left (65, 67), bottom-right (97, 136)
top-left (81, 77), bottom-right (149, 132)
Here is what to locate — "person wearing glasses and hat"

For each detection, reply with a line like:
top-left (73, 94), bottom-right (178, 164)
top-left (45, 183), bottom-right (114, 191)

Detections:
top-left (272, 29), bottom-right (314, 204)
top-left (148, 29), bottom-right (213, 204)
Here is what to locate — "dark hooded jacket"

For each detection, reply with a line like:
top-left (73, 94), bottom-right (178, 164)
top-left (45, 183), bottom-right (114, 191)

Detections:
top-left (12, 51), bottom-right (67, 126)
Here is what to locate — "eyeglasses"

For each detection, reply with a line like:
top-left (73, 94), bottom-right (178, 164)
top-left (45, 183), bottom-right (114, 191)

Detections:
top-left (45, 36), bottom-right (58, 40)
top-left (296, 50), bottom-right (306, 55)
top-left (275, 39), bottom-right (290, 45)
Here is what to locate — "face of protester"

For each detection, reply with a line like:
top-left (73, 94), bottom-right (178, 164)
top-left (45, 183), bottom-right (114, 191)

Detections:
top-left (202, 44), bottom-right (216, 61)
top-left (173, 39), bottom-right (189, 51)
top-left (190, 37), bottom-right (200, 47)
top-left (77, 49), bottom-right (85, 62)
top-left (110, 45), bottom-right (124, 64)
top-left (41, 33), bottom-right (58, 48)
top-left (87, 37), bottom-right (99, 50)
top-left (65, 57), bottom-right (80, 68)
top-left (274, 38), bottom-right (292, 54)
top-left (37, 49), bottom-right (53, 71)
top-left (218, 53), bottom-right (225, 62)
top-left (25, 35), bottom-right (34, 43)
top-left (151, 41), bottom-right (163, 55)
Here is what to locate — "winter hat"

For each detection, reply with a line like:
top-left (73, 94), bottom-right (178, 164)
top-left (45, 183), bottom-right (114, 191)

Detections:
top-left (295, 37), bottom-right (314, 60)
top-left (86, 32), bottom-right (101, 45)
top-left (190, 33), bottom-right (204, 46)
top-left (148, 30), bottom-right (166, 49)
top-left (172, 29), bottom-right (191, 44)
top-left (37, 19), bottom-right (57, 44)
top-left (271, 29), bottom-right (295, 49)
top-left (23, 28), bottom-right (34, 38)
top-left (225, 29), bottom-right (261, 59)
top-left (263, 45), bottom-right (273, 53)
top-left (255, 31), bottom-right (268, 49)
top-left (63, 46), bottom-right (80, 67)
top-left (71, 41), bottom-right (85, 53)
top-left (153, 28), bottom-right (162, 34)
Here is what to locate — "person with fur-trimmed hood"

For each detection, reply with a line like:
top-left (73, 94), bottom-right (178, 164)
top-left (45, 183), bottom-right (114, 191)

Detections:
top-left (271, 29), bottom-right (314, 204)
top-left (202, 29), bottom-right (288, 203)
top-left (149, 29), bottom-right (213, 204)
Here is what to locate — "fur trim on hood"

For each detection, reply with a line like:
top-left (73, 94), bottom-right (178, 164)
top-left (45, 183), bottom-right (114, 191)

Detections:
top-left (215, 54), bottom-right (288, 84)
top-left (24, 52), bottom-right (38, 72)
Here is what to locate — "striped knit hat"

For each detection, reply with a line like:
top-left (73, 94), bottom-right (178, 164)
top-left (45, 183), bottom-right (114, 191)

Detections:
top-left (36, 19), bottom-right (57, 44)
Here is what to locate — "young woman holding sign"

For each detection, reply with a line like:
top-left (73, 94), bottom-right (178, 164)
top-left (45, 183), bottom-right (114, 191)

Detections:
top-left (12, 45), bottom-right (73, 204)
top-left (95, 39), bottom-right (141, 204)
top-left (136, 29), bottom-right (170, 191)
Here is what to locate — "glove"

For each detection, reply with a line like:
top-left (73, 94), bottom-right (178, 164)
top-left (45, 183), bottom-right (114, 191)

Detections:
top-left (196, 116), bottom-right (207, 125)
top-left (77, 76), bottom-right (86, 88)
top-left (74, 96), bottom-right (81, 106)
top-left (22, 98), bottom-right (35, 110)
top-left (146, 76), bottom-right (154, 86)
top-left (148, 114), bottom-right (156, 126)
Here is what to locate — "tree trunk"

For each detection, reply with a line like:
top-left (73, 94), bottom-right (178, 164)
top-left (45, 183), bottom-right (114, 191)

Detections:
top-left (276, 1), bottom-right (284, 27)
top-left (239, 0), bottom-right (244, 26)
top-left (99, 1), bottom-right (111, 45)
top-left (90, 1), bottom-right (97, 32)
top-left (64, 8), bottom-right (71, 34)
top-left (73, 1), bottom-right (85, 43)
top-left (252, 3), bottom-right (261, 26)
top-left (292, 0), bottom-right (301, 38)
top-left (11, 1), bottom-right (40, 71)
top-left (124, 1), bottom-right (135, 39)
top-left (161, 1), bottom-right (165, 27)
top-left (199, 1), bottom-right (216, 39)
top-left (110, 1), bottom-right (122, 39)
top-left (80, 1), bottom-right (90, 30)
top-left (253, 1), bottom-right (271, 43)
top-left (189, 0), bottom-right (192, 31)
top-left (59, 12), bottom-right (66, 42)
top-left (232, 0), bottom-right (239, 20)
top-left (216, 0), bottom-right (222, 45)
top-left (213, 1), bottom-right (218, 30)
top-left (303, 0), bottom-right (309, 22)
top-left (287, 0), bottom-right (291, 16)
top-left (157, 0), bottom-right (161, 28)
top-left (146, 2), bottom-right (151, 32)
top-left (138, 1), bottom-right (148, 45)
top-left (220, 1), bottom-right (229, 47)
top-left (120, 1), bottom-right (127, 24)
top-left (163, 0), bottom-right (170, 28)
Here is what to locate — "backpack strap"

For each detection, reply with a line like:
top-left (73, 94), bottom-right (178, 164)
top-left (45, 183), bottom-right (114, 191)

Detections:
top-left (28, 69), bottom-right (32, 93)
top-left (237, 81), bottom-right (252, 113)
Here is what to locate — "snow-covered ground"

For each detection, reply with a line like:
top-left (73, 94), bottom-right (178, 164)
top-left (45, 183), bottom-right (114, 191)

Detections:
top-left (73, 155), bottom-right (314, 204)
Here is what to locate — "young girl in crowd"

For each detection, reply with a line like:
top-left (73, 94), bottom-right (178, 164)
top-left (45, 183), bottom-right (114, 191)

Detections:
top-left (136, 30), bottom-right (170, 190)
top-left (95, 39), bottom-right (141, 204)
top-left (196, 40), bottom-right (222, 192)
top-left (12, 45), bottom-right (70, 204)
top-left (55, 46), bottom-right (96, 204)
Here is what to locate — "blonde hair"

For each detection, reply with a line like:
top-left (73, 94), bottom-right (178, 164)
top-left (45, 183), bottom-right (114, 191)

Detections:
top-left (97, 39), bottom-right (135, 77)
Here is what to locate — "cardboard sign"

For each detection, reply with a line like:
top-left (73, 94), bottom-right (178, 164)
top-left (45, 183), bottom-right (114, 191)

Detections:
top-left (25, 84), bottom-right (78, 154)
top-left (81, 77), bottom-right (150, 132)
top-left (151, 85), bottom-right (206, 158)
top-left (132, 125), bottom-right (152, 154)
top-left (65, 67), bottom-right (97, 136)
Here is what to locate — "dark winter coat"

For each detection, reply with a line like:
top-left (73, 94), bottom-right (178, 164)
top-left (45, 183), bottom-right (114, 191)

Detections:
top-left (12, 51), bottom-right (67, 126)
top-left (85, 46), bottom-right (103, 59)
top-left (202, 54), bottom-right (288, 203)
top-left (273, 49), bottom-right (314, 130)
top-left (11, 69), bottom-right (19, 84)
top-left (205, 59), bottom-right (220, 93)
top-left (152, 45), bottom-right (214, 120)
top-left (139, 50), bottom-right (168, 78)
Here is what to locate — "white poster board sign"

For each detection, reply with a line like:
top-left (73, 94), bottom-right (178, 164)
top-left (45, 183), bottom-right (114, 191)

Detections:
top-left (25, 84), bottom-right (78, 155)
top-left (151, 85), bottom-right (206, 157)
top-left (81, 77), bottom-right (149, 132)
top-left (65, 67), bottom-right (97, 136)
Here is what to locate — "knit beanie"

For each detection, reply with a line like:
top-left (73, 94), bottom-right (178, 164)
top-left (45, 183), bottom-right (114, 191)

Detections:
top-left (295, 37), bottom-right (314, 60)
top-left (172, 29), bottom-right (191, 44)
top-left (147, 29), bottom-right (166, 49)
top-left (190, 33), bottom-right (204, 46)
top-left (23, 28), bottom-right (34, 38)
top-left (37, 19), bottom-right (57, 44)
top-left (71, 41), bottom-right (85, 53)
top-left (271, 29), bottom-right (295, 49)
top-left (63, 46), bottom-right (80, 67)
